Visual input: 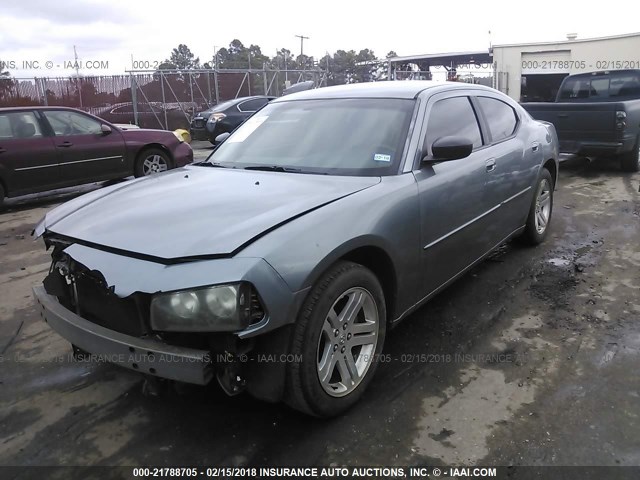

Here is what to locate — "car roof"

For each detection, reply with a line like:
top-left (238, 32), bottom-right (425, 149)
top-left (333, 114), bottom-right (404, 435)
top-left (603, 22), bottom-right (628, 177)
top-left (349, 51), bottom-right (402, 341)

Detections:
top-left (227, 95), bottom-right (275, 104)
top-left (564, 69), bottom-right (640, 79)
top-left (272, 81), bottom-right (497, 102)
top-left (0, 106), bottom-right (87, 112)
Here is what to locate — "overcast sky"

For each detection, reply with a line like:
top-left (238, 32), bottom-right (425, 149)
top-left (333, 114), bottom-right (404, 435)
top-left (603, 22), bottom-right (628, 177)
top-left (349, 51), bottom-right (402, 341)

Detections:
top-left (1, 0), bottom-right (639, 77)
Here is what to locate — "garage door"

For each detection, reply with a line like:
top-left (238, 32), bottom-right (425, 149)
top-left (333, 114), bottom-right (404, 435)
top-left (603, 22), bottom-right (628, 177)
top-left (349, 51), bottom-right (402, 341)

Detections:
top-left (521, 51), bottom-right (571, 74)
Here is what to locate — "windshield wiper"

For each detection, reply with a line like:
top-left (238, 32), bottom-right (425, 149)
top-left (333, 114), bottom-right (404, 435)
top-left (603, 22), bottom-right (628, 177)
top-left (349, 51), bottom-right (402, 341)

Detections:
top-left (244, 165), bottom-right (303, 173)
top-left (193, 162), bottom-right (228, 168)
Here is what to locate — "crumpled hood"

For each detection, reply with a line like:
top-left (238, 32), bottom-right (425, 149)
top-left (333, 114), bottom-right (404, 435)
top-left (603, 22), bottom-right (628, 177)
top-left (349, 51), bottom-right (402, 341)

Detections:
top-left (40, 166), bottom-right (380, 261)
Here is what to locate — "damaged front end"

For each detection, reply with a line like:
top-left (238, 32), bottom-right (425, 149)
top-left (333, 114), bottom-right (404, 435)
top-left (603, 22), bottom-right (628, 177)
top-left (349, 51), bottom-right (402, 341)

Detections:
top-left (33, 232), bottom-right (293, 398)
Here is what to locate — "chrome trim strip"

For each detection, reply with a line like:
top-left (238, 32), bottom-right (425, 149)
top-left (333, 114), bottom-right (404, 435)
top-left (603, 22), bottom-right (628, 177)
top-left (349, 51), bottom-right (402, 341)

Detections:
top-left (502, 186), bottom-right (531, 205)
top-left (396, 225), bottom-right (526, 324)
top-left (15, 155), bottom-right (123, 171)
top-left (13, 164), bottom-right (58, 171)
top-left (423, 186), bottom-right (531, 250)
top-left (61, 155), bottom-right (123, 166)
top-left (423, 204), bottom-right (501, 250)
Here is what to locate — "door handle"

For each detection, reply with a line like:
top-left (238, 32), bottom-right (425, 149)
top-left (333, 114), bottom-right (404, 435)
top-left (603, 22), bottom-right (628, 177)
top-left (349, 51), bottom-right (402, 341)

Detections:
top-left (485, 158), bottom-right (496, 172)
top-left (0, 147), bottom-right (6, 154)
top-left (531, 142), bottom-right (540, 152)
top-left (557, 113), bottom-right (569, 118)
top-left (58, 141), bottom-right (74, 148)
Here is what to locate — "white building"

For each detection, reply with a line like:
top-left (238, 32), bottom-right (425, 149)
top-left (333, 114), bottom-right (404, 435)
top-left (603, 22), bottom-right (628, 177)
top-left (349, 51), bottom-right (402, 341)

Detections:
top-left (492, 32), bottom-right (640, 102)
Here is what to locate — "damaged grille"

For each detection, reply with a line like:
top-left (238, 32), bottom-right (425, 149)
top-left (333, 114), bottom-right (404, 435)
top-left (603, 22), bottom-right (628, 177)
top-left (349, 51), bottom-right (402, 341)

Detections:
top-left (44, 253), bottom-right (148, 337)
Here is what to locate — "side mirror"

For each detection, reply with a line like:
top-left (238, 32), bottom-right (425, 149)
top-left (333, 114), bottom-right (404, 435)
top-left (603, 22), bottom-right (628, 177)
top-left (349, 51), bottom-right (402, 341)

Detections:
top-left (101, 124), bottom-right (112, 135)
top-left (214, 132), bottom-right (230, 144)
top-left (424, 136), bottom-right (473, 162)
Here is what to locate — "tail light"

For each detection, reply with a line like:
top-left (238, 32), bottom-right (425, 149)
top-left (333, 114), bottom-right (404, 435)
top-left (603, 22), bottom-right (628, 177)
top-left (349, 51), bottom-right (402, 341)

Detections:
top-left (616, 110), bottom-right (627, 130)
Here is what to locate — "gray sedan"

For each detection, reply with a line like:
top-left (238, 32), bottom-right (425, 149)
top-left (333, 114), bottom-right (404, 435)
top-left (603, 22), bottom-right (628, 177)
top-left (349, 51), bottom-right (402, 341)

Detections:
top-left (33, 81), bottom-right (559, 417)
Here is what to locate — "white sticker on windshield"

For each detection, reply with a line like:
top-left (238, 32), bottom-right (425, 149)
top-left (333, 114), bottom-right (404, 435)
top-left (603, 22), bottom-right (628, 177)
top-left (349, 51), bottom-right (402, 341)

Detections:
top-left (227, 116), bottom-right (268, 143)
top-left (373, 153), bottom-right (391, 162)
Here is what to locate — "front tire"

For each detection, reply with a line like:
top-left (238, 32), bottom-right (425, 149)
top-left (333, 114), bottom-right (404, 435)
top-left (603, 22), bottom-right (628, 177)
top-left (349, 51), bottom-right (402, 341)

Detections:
top-left (134, 148), bottom-right (172, 177)
top-left (519, 168), bottom-right (554, 245)
top-left (0, 183), bottom-right (5, 207)
top-left (286, 261), bottom-right (386, 417)
top-left (620, 137), bottom-right (640, 173)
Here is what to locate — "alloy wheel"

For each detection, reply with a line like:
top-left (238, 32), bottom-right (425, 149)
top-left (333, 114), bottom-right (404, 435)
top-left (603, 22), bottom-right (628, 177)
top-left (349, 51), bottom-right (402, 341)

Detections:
top-left (316, 287), bottom-right (379, 397)
top-left (534, 178), bottom-right (551, 234)
top-left (142, 154), bottom-right (168, 175)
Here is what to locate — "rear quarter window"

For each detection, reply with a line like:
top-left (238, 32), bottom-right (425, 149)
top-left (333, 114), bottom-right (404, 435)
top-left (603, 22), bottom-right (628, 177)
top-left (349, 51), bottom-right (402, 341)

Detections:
top-left (476, 97), bottom-right (518, 142)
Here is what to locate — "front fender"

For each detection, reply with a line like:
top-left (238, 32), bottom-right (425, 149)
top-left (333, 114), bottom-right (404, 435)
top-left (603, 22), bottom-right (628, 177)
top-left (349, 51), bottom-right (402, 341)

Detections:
top-left (238, 174), bottom-right (422, 322)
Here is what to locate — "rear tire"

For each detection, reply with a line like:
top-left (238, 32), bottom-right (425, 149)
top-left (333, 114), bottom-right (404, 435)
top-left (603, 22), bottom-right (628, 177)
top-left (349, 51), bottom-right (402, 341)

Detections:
top-left (286, 261), bottom-right (386, 417)
top-left (620, 137), bottom-right (640, 173)
top-left (134, 148), bottom-right (172, 177)
top-left (519, 168), bottom-right (554, 246)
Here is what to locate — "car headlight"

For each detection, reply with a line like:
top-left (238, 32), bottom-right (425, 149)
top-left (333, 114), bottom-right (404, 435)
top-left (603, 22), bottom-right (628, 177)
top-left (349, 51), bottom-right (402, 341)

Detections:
top-left (150, 283), bottom-right (252, 332)
top-left (208, 112), bottom-right (226, 123)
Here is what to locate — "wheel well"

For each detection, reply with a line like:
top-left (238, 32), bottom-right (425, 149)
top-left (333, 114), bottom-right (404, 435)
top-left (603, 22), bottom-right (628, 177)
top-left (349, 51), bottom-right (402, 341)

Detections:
top-left (136, 144), bottom-right (174, 166)
top-left (543, 159), bottom-right (557, 188)
top-left (340, 246), bottom-right (397, 323)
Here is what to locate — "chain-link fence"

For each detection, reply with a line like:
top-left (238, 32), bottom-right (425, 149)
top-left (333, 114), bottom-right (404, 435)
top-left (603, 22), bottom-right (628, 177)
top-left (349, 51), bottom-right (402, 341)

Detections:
top-left (0, 68), bottom-right (326, 130)
top-left (0, 66), bottom-right (493, 130)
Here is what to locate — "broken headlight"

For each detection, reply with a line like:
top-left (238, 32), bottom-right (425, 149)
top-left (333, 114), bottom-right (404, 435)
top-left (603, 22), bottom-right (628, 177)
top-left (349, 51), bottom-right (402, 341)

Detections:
top-left (150, 283), bottom-right (252, 332)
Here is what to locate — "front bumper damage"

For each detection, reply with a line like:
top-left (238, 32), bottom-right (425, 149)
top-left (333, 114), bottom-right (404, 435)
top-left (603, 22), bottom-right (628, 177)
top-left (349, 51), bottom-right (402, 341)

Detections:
top-left (32, 238), bottom-right (308, 397)
top-left (33, 286), bottom-right (213, 384)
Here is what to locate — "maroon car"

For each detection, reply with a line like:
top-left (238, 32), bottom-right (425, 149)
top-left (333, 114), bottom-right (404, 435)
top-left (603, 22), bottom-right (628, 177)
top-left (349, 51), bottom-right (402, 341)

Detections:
top-left (0, 106), bottom-right (193, 205)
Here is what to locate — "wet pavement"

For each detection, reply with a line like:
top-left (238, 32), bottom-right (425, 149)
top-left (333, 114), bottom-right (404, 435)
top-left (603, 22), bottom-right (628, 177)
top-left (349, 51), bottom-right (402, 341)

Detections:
top-left (0, 155), bottom-right (638, 469)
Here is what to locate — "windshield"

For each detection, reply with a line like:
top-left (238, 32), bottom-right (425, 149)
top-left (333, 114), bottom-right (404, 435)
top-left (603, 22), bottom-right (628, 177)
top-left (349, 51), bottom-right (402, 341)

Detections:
top-left (206, 98), bottom-right (416, 176)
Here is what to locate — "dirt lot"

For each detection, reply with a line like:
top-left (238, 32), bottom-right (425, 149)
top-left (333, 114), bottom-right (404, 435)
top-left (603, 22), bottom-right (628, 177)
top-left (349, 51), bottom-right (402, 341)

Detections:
top-left (0, 153), bottom-right (638, 470)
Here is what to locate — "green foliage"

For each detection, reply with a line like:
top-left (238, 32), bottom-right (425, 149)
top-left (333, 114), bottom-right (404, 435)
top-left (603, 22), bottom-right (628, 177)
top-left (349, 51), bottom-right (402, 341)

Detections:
top-left (162, 44), bottom-right (201, 70)
top-left (215, 39), bottom-right (270, 69)
top-left (155, 41), bottom-right (395, 90)
top-left (0, 60), bottom-right (15, 100)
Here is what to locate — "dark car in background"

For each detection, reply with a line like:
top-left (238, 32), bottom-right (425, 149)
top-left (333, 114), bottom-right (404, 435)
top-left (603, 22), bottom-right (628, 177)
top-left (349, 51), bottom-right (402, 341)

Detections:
top-left (189, 107), bottom-right (216, 141)
top-left (0, 106), bottom-right (193, 205)
top-left (90, 102), bottom-right (191, 131)
top-left (522, 69), bottom-right (640, 172)
top-left (202, 96), bottom-right (275, 144)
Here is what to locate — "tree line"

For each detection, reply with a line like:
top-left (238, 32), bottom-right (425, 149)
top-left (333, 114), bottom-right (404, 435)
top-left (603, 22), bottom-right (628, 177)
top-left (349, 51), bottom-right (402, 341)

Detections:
top-left (0, 40), bottom-right (401, 107)
top-left (159, 40), bottom-right (399, 84)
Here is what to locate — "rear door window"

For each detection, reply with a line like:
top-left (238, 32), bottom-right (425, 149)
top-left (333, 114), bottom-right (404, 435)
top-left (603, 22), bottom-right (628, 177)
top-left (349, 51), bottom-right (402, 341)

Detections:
top-left (0, 111), bottom-right (43, 139)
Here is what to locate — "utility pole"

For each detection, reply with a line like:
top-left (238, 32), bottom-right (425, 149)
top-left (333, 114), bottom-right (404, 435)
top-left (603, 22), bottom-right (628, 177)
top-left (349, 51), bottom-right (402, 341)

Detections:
top-left (73, 45), bottom-right (83, 107)
top-left (213, 46), bottom-right (220, 70)
top-left (295, 34), bottom-right (310, 59)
